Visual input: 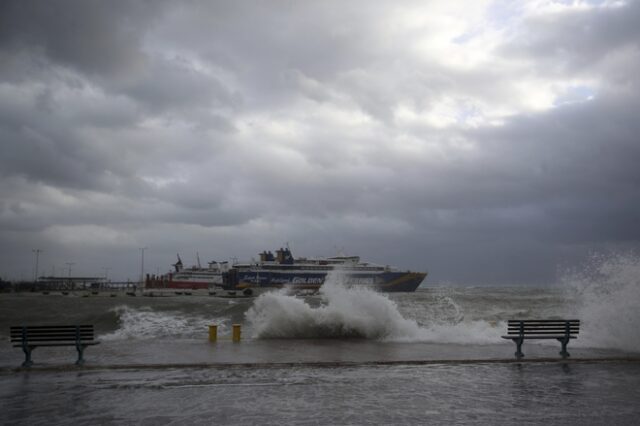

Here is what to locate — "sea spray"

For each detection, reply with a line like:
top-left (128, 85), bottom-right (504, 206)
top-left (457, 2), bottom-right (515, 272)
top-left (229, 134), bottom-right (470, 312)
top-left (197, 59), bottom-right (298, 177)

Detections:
top-left (246, 270), bottom-right (423, 339)
top-left (245, 270), bottom-right (504, 343)
top-left (101, 305), bottom-right (227, 340)
top-left (562, 252), bottom-right (640, 352)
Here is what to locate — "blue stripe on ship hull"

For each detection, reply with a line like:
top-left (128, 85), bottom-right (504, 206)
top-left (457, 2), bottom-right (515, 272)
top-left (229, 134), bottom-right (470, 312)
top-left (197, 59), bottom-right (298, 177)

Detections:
top-left (236, 270), bottom-right (426, 292)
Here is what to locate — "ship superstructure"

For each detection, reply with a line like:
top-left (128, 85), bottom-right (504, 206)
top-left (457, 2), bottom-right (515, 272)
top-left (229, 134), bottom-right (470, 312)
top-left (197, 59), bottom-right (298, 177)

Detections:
top-left (233, 248), bottom-right (426, 293)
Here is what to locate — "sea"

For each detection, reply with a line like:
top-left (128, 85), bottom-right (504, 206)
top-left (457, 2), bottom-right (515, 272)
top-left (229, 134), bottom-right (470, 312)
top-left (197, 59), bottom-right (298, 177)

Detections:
top-left (1, 254), bottom-right (640, 425)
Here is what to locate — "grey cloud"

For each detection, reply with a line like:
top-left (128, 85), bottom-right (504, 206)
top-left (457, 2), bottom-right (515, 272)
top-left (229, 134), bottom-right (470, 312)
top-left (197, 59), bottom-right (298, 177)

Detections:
top-left (0, 97), bottom-right (147, 193)
top-left (114, 55), bottom-right (241, 115)
top-left (503, 2), bottom-right (640, 77)
top-left (0, 0), bottom-right (156, 78)
top-left (220, 87), bottom-right (640, 250)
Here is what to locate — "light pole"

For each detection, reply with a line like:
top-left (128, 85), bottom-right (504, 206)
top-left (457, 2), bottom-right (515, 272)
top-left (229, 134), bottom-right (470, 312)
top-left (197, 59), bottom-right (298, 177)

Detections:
top-left (102, 267), bottom-right (111, 280)
top-left (32, 249), bottom-right (42, 282)
top-left (65, 262), bottom-right (75, 277)
top-left (139, 247), bottom-right (147, 287)
top-left (65, 262), bottom-right (75, 288)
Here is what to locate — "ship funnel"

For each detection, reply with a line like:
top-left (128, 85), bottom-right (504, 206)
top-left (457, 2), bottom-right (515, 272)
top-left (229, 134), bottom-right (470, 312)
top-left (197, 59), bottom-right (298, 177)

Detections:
top-left (173, 254), bottom-right (183, 272)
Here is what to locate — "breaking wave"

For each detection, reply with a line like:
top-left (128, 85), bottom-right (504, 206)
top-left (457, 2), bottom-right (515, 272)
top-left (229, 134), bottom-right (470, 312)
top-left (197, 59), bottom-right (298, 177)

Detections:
top-left (101, 305), bottom-right (227, 341)
top-left (245, 271), bottom-right (503, 343)
top-left (562, 252), bottom-right (640, 352)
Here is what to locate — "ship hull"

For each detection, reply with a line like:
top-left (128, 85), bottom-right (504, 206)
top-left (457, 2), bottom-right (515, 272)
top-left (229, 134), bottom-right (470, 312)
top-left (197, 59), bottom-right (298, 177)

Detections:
top-left (234, 270), bottom-right (426, 293)
top-left (166, 281), bottom-right (210, 290)
top-left (146, 278), bottom-right (221, 290)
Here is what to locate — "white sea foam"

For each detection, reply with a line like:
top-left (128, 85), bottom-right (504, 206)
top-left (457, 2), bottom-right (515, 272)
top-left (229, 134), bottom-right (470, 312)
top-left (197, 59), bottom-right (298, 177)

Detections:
top-left (101, 305), bottom-right (226, 341)
top-left (246, 271), bottom-right (504, 343)
top-left (562, 252), bottom-right (640, 352)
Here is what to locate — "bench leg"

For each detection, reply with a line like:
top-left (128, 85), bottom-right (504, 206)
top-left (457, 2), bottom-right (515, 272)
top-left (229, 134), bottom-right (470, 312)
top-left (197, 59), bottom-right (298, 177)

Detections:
top-left (514, 338), bottom-right (524, 359)
top-left (558, 338), bottom-right (570, 359)
top-left (76, 345), bottom-right (85, 366)
top-left (21, 345), bottom-right (34, 367)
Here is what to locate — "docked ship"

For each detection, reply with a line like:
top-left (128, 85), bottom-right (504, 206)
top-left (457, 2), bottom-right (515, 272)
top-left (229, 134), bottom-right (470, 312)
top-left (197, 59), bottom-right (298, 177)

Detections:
top-left (231, 247), bottom-right (426, 293)
top-left (145, 255), bottom-right (229, 290)
top-left (147, 248), bottom-right (427, 293)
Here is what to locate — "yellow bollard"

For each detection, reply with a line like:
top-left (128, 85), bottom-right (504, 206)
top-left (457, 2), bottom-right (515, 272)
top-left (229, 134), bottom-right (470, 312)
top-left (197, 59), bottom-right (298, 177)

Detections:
top-left (208, 325), bottom-right (218, 342)
top-left (232, 324), bottom-right (241, 342)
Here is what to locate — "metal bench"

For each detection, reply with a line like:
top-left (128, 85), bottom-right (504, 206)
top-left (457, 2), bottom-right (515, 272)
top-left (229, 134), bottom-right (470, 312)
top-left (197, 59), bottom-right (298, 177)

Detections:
top-left (502, 319), bottom-right (580, 359)
top-left (10, 325), bottom-right (100, 367)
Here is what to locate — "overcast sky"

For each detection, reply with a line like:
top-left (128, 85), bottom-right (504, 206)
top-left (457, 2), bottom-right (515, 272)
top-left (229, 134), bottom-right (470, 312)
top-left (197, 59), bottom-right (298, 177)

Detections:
top-left (1, 0), bottom-right (639, 284)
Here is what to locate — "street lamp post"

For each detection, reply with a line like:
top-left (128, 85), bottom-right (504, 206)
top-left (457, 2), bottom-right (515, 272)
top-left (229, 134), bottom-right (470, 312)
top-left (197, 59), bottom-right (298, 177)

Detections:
top-left (139, 247), bottom-right (147, 288)
top-left (100, 267), bottom-right (111, 291)
top-left (65, 262), bottom-right (75, 289)
top-left (32, 249), bottom-right (42, 282)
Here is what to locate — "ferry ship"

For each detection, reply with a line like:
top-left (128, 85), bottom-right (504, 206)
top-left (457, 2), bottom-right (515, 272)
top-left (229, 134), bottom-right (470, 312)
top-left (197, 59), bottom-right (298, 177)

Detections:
top-left (232, 248), bottom-right (426, 293)
top-left (145, 255), bottom-right (229, 290)
top-left (147, 248), bottom-right (427, 293)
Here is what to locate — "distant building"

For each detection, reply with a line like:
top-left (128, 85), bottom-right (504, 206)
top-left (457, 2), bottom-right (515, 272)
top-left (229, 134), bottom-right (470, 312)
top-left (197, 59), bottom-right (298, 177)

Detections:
top-left (35, 276), bottom-right (107, 290)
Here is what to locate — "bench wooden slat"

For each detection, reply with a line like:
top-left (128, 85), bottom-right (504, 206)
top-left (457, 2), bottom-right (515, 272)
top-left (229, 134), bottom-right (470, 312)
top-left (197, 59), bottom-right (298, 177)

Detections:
top-left (507, 327), bottom-right (578, 330)
top-left (11, 335), bottom-right (95, 340)
top-left (11, 329), bottom-right (94, 334)
top-left (507, 321), bottom-right (579, 325)
top-left (507, 330), bottom-right (578, 336)
top-left (506, 331), bottom-right (579, 334)
top-left (10, 329), bottom-right (94, 334)
top-left (503, 335), bottom-right (578, 338)
top-left (507, 327), bottom-right (579, 330)
top-left (507, 328), bottom-right (579, 331)
top-left (10, 326), bottom-right (93, 332)
top-left (11, 333), bottom-right (95, 337)
top-left (507, 320), bottom-right (579, 323)
top-left (11, 336), bottom-right (96, 342)
top-left (11, 333), bottom-right (95, 339)
top-left (506, 329), bottom-right (579, 332)
top-left (507, 323), bottom-right (579, 326)
top-left (507, 326), bottom-right (579, 329)
top-left (11, 336), bottom-right (93, 340)
top-left (11, 329), bottom-right (94, 332)
top-left (508, 324), bottom-right (580, 330)
top-left (13, 342), bottom-right (99, 348)
top-left (502, 335), bottom-right (577, 339)
top-left (10, 324), bottom-right (93, 330)
top-left (11, 332), bottom-right (94, 335)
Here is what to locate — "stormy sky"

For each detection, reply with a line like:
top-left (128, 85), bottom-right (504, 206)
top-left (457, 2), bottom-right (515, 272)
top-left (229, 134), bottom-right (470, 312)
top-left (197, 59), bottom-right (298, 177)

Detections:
top-left (1, 0), bottom-right (639, 284)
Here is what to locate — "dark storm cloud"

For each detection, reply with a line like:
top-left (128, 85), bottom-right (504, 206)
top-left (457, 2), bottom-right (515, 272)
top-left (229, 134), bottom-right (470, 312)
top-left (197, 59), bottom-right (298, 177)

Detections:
top-left (504, 1), bottom-right (640, 76)
top-left (1, 1), bottom-right (639, 283)
top-left (0, 0), bottom-right (155, 78)
top-left (118, 55), bottom-right (239, 114)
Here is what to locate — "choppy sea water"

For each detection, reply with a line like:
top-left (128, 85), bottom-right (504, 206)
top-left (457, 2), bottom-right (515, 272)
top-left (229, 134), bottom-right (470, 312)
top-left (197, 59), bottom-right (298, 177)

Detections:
top-left (1, 253), bottom-right (639, 424)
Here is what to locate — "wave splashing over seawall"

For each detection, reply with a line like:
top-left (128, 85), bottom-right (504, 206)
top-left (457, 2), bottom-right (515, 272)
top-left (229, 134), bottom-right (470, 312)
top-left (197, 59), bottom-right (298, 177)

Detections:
top-left (563, 252), bottom-right (640, 352)
top-left (101, 306), bottom-right (227, 341)
top-left (245, 271), bottom-right (503, 343)
top-left (246, 271), bottom-right (423, 340)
